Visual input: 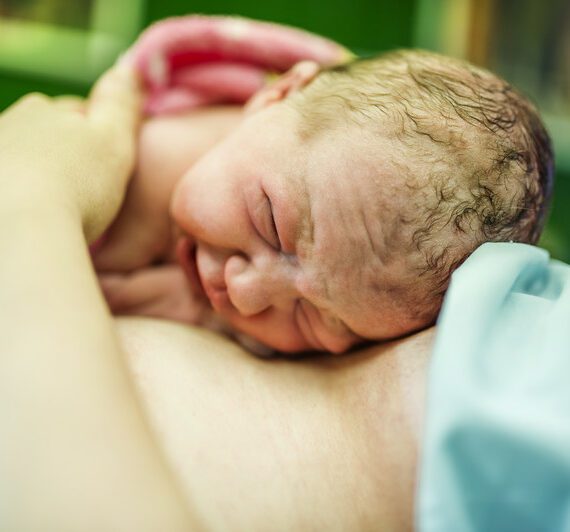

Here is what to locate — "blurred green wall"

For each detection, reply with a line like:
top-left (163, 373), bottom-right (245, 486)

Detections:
top-left (0, 0), bottom-right (567, 261)
top-left (543, 166), bottom-right (570, 262)
top-left (0, 0), bottom-right (416, 105)
top-left (146, 0), bottom-right (415, 53)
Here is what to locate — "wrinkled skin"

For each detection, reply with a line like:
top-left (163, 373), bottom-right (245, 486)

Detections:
top-left (94, 66), bottom-right (426, 353)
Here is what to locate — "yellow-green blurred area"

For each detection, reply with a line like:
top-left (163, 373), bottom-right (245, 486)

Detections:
top-left (1, 0), bottom-right (92, 29)
top-left (0, 0), bottom-right (568, 261)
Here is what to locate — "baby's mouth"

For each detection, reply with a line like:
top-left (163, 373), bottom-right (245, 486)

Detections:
top-left (176, 236), bottom-right (232, 313)
top-left (176, 236), bottom-right (208, 302)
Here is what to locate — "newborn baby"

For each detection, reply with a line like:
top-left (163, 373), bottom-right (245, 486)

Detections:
top-left (94, 50), bottom-right (554, 354)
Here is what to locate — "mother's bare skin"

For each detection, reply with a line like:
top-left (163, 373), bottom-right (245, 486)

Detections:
top-left (117, 317), bottom-right (433, 531)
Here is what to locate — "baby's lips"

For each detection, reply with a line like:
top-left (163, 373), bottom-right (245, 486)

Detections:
top-left (175, 235), bottom-right (205, 299)
top-left (175, 233), bottom-right (196, 261)
top-left (88, 231), bottom-right (109, 257)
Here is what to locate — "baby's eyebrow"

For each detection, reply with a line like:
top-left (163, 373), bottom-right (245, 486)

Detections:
top-left (285, 173), bottom-right (315, 256)
top-left (359, 203), bottom-right (387, 264)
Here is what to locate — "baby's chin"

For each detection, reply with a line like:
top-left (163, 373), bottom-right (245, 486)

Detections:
top-left (230, 332), bottom-right (277, 358)
top-left (193, 300), bottom-right (359, 356)
top-left (193, 306), bottom-right (276, 357)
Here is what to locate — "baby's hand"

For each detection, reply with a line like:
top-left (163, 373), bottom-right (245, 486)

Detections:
top-left (99, 264), bottom-right (210, 323)
top-left (99, 264), bottom-right (275, 357)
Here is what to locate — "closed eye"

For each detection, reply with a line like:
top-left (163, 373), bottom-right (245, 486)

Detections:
top-left (260, 190), bottom-right (281, 251)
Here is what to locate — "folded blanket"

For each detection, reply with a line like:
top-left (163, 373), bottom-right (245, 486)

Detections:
top-left (127, 15), bottom-right (352, 115)
top-left (417, 242), bottom-right (570, 531)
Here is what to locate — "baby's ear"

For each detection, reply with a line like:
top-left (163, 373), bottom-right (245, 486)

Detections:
top-left (244, 60), bottom-right (320, 115)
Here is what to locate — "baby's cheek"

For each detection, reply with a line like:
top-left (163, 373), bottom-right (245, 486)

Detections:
top-left (171, 177), bottom-right (193, 229)
top-left (311, 308), bottom-right (360, 353)
top-left (320, 309), bottom-right (346, 332)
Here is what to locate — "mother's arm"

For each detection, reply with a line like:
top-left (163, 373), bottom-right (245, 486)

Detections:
top-left (0, 68), bottom-right (199, 530)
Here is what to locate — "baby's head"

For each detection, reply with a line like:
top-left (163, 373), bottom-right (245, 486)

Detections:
top-left (171, 49), bottom-right (554, 353)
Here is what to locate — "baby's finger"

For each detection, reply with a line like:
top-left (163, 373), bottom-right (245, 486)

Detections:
top-left (98, 266), bottom-right (182, 313)
top-left (98, 272), bottom-right (158, 312)
top-left (88, 63), bottom-right (143, 142)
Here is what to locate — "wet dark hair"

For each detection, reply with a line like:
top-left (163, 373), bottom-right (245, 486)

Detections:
top-left (290, 49), bottom-right (554, 324)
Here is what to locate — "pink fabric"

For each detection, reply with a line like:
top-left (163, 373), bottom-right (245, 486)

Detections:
top-left (127, 15), bottom-right (350, 115)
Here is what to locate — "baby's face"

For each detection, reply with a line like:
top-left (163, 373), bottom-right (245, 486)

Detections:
top-left (171, 103), bottom-right (423, 353)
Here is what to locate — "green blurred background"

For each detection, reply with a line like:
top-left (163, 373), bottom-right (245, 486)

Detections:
top-left (0, 0), bottom-right (568, 261)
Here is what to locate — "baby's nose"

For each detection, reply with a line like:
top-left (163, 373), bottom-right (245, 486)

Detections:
top-left (225, 254), bottom-right (296, 316)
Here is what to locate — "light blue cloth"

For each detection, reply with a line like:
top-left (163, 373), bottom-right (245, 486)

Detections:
top-left (417, 242), bottom-right (570, 532)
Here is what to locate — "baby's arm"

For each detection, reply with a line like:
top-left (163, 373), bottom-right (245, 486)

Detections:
top-left (93, 105), bottom-right (243, 271)
top-left (94, 105), bottom-right (265, 341)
